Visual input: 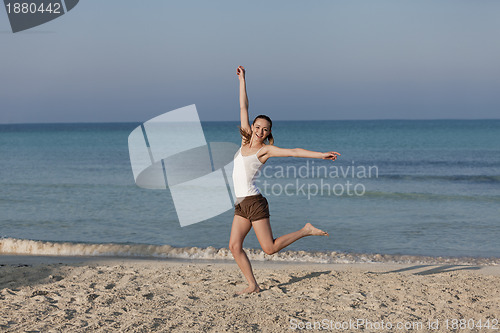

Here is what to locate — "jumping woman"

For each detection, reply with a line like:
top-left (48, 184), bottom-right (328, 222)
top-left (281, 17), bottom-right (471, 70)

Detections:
top-left (230, 65), bottom-right (341, 294)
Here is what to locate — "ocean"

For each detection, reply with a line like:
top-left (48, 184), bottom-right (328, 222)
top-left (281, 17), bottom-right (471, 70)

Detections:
top-left (1, 120), bottom-right (499, 264)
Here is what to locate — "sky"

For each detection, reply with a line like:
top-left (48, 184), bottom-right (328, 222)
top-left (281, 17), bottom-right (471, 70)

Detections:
top-left (1, 0), bottom-right (499, 123)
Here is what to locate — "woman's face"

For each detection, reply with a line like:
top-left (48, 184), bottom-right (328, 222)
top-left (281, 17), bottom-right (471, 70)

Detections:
top-left (251, 118), bottom-right (271, 143)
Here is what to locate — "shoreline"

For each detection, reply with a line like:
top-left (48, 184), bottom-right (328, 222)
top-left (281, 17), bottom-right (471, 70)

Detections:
top-left (1, 254), bottom-right (500, 276)
top-left (2, 238), bottom-right (499, 266)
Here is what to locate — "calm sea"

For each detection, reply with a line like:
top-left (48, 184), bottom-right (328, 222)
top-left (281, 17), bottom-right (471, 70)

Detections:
top-left (1, 120), bottom-right (499, 264)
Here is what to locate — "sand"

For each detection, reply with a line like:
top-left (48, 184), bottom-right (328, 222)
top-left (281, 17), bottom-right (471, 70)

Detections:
top-left (1, 256), bottom-right (499, 332)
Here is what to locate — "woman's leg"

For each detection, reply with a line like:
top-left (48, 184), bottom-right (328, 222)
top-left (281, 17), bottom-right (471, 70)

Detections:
top-left (252, 219), bottom-right (328, 255)
top-left (229, 214), bottom-right (260, 294)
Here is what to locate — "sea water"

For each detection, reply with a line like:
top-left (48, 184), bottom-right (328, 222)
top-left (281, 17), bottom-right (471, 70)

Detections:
top-left (1, 120), bottom-right (499, 264)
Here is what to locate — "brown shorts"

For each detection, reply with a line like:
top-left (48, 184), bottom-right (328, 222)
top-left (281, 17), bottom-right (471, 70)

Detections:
top-left (234, 194), bottom-right (270, 222)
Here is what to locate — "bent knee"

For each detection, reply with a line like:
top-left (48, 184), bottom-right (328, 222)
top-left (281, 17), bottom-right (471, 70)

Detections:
top-left (262, 246), bottom-right (276, 255)
top-left (229, 242), bottom-right (243, 253)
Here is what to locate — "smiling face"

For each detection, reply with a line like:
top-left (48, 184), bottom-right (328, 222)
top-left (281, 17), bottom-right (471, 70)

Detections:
top-left (251, 118), bottom-right (271, 143)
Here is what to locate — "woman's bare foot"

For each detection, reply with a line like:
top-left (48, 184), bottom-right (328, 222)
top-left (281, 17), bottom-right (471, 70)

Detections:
top-left (236, 285), bottom-right (261, 295)
top-left (303, 223), bottom-right (329, 236)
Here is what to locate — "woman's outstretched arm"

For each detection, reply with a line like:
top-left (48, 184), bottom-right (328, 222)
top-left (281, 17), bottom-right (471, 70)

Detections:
top-left (237, 65), bottom-right (251, 133)
top-left (262, 145), bottom-right (341, 162)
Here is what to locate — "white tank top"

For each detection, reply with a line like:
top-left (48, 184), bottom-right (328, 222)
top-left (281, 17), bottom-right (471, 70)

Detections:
top-left (232, 146), bottom-right (265, 198)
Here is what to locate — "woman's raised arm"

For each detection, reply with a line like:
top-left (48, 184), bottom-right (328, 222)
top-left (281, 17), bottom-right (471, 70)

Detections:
top-left (237, 65), bottom-right (251, 133)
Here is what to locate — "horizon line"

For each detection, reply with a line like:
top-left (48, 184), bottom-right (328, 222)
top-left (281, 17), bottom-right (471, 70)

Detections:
top-left (1, 118), bottom-right (500, 126)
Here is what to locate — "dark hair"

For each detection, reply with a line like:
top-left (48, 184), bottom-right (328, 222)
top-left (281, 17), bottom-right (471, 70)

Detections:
top-left (239, 115), bottom-right (274, 145)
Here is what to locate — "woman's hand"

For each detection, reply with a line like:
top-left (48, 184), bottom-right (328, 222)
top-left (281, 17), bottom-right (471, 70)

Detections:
top-left (237, 65), bottom-right (246, 80)
top-left (322, 151), bottom-right (341, 161)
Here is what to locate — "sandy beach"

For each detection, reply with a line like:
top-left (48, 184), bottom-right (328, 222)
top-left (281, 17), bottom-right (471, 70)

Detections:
top-left (0, 256), bottom-right (499, 332)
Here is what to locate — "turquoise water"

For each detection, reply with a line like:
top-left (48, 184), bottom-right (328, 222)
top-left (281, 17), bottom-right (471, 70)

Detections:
top-left (0, 120), bottom-right (499, 260)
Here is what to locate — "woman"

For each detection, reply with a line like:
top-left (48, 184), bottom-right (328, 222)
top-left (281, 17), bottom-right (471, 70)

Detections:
top-left (230, 65), bottom-right (341, 294)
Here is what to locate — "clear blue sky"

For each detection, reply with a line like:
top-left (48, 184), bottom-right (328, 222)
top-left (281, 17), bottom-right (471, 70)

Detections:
top-left (1, 0), bottom-right (499, 123)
